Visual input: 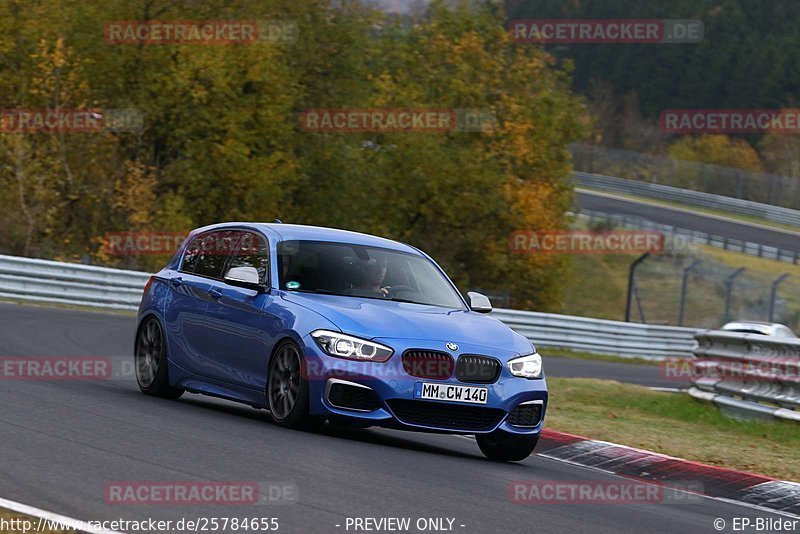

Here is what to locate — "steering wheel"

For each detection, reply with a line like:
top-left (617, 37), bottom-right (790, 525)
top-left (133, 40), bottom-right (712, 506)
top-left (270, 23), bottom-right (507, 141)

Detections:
top-left (385, 284), bottom-right (418, 297)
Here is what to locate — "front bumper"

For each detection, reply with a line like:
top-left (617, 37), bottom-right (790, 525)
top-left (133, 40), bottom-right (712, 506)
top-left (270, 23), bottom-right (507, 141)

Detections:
top-left (300, 334), bottom-right (548, 435)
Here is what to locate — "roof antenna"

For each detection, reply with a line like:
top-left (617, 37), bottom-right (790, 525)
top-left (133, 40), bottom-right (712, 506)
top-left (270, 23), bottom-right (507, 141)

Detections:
top-left (273, 219), bottom-right (283, 224)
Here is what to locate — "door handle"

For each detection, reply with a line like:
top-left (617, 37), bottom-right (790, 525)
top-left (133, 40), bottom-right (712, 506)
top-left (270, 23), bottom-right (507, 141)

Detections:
top-left (170, 277), bottom-right (183, 287)
top-left (208, 288), bottom-right (223, 299)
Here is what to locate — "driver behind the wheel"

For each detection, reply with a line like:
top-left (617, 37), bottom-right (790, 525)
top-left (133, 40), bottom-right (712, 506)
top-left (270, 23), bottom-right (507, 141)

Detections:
top-left (355, 258), bottom-right (391, 296)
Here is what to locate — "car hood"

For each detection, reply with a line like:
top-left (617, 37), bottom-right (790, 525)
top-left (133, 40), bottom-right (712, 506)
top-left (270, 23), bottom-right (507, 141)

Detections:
top-left (282, 292), bottom-right (533, 354)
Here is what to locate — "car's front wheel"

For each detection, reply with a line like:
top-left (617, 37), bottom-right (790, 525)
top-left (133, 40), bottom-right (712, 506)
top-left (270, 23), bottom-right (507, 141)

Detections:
top-left (267, 340), bottom-right (314, 428)
top-left (476, 430), bottom-right (539, 461)
top-left (134, 317), bottom-right (184, 399)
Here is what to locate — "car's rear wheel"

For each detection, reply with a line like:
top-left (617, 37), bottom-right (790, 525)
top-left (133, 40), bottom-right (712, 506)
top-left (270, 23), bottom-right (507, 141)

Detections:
top-left (267, 340), bottom-right (313, 428)
top-left (476, 430), bottom-right (539, 461)
top-left (135, 317), bottom-right (184, 399)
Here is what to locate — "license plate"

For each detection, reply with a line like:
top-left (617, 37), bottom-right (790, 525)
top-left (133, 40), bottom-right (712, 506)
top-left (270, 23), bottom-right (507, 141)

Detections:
top-left (414, 382), bottom-right (488, 404)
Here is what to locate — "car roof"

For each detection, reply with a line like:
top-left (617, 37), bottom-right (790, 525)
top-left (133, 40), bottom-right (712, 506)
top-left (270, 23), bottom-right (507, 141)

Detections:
top-left (190, 222), bottom-right (421, 255)
top-left (721, 321), bottom-right (796, 336)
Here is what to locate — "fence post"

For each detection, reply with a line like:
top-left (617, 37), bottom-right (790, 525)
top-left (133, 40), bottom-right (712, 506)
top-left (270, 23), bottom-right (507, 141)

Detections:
top-left (723, 267), bottom-right (746, 323)
top-left (769, 273), bottom-right (790, 322)
top-left (625, 252), bottom-right (650, 322)
top-left (632, 279), bottom-right (646, 323)
top-left (678, 259), bottom-right (702, 326)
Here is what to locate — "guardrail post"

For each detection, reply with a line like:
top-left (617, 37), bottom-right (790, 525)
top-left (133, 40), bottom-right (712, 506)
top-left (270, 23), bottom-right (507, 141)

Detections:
top-left (723, 267), bottom-right (746, 323)
top-left (678, 259), bottom-right (702, 326)
top-left (769, 273), bottom-right (790, 322)
top-left (625, 252), bottom-right (650, 322)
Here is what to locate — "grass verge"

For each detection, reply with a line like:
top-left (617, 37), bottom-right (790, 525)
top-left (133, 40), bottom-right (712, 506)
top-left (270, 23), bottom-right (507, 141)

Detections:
top-left (542, 348), bottom-right (661, 366)
top-left (561, 242), bottom-right (800, 324)
top-left (545, 377), bottom-right (800, 481)
top-left (0, 297), bottom-right (136, 317)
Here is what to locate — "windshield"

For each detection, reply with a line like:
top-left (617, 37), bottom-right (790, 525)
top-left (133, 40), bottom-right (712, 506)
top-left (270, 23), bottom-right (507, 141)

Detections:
top-left (277, 240), bottom-right (465, 309)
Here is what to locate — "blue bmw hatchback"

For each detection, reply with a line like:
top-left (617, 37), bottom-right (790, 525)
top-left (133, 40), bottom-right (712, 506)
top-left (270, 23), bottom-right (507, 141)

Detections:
top-left (135, 222), bottom-right (548, 461)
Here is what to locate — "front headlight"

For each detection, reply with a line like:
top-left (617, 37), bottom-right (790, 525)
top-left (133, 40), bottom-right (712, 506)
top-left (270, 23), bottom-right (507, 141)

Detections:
top-left (507, 353), bottom-right (543, 378)
top-left (311, 330), bottom-right (393, 362)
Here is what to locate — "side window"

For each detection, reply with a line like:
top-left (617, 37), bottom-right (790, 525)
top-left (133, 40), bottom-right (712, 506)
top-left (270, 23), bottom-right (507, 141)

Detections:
top-left (180, 234), bottom-right (203, 273)
top-left (185, 230), bottom-right (239, 279)
top-left (226, 231), bottom-right (270, 285)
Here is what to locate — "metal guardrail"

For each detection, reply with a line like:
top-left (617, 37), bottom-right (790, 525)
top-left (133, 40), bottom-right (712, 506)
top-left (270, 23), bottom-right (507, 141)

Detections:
top-left (0, 255), bottom-right (149, 310)
top-left (579, 209), bottom-right (800, 263)
top-left (0, 255), bottom-right (700, 359)
top-left (575, 171), bottom-right (800, 228)
top-left (491, 308), bottom-right (699, 360)
top-left (689, 330), bottom-right (800, 422)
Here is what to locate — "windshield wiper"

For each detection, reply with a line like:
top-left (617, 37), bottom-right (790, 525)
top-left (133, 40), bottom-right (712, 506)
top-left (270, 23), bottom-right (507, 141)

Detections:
top-left (385, 297), bottom-right (425, 305)
top-left (290, 288), bottom-right (340, 296)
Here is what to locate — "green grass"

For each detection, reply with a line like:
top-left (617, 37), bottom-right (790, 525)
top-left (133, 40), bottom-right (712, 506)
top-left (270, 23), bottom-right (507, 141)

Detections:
top-left (561, 253), bottom-right (631, 320)
top-left (702, 246), bottom-right (800, 275)
top-left (561, 242), bottom-right (800, 325)
top-left (546, 378), bottom-right (800, 481)
top-left (543, 348), bottom-right (660, 366)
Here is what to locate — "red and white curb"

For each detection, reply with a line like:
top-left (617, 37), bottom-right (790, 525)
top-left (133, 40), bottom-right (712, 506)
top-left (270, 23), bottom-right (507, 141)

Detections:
top-left (535, 428), bottom-right (800, 516)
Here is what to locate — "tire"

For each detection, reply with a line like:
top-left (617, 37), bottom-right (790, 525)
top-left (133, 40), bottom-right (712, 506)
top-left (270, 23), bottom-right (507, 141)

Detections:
top-left (476, 430), bottom-right (539, 461)
top-left (267, 340), bottom-right (314, 428)
top-left (134, 317), bottom-right (184, 399)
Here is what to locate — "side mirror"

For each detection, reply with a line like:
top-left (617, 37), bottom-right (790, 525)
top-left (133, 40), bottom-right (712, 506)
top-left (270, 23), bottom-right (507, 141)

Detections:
top-left (224, 266), bottom-right (264, 291)
top-left (467, 291), bottom-right (492, 313)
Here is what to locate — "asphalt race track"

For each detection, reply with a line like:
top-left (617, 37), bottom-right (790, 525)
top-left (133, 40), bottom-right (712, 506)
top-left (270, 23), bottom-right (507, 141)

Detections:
top-left (0, 302), bottom-right (789, 533)
top-left (577, 189), bottom-right (800, 253)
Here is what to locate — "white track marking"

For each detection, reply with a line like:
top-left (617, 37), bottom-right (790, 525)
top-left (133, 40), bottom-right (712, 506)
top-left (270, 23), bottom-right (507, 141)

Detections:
top-left (0, 496), bottom-right (124, 534)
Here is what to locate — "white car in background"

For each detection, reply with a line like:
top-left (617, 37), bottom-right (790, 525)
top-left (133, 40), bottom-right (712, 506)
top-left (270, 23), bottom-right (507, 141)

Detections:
top-left (720, 321), bottom-right (797, 338)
